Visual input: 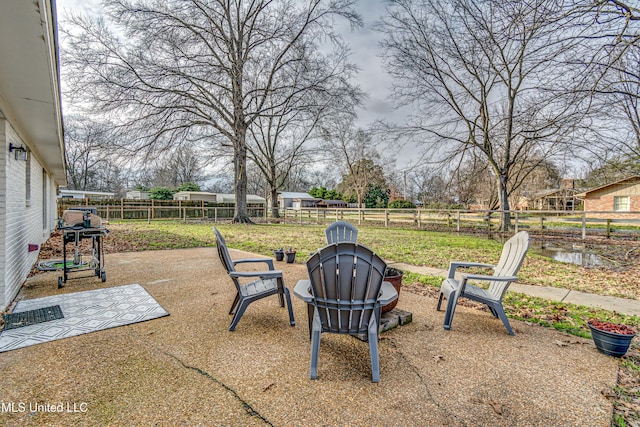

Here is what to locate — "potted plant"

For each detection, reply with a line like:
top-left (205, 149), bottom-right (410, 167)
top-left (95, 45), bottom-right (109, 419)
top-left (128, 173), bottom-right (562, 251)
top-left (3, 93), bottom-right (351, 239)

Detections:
top-left (285, 247), bottom-right (296, 263)
top-left (381, 267), bottom-right (403, 313)
top-left (273, 248), bottom-right (284, 261)
top-left (587, 319), bottom-right (636, 357)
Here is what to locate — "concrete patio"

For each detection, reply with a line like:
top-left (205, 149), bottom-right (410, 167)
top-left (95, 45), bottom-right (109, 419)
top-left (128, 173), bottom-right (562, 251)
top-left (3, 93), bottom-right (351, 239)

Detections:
top-left (0, 247), bottom-right (618, 426)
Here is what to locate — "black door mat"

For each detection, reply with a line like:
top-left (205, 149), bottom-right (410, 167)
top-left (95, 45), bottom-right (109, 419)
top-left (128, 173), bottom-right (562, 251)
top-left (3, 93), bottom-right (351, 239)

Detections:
top-left (2, 305), bottom-right (64, 331)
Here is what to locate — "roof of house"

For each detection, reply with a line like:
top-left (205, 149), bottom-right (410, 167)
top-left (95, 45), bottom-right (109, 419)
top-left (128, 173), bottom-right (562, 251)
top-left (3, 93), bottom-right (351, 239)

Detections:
top-left (59, 189), bottom-right (115, 197)
top-left (216, 194), bottom-right (267, 203)
top-left (278, 192), bottom-right (317, 200)
top-left (0, 1), bottom-right (66, 184)
top-left (575, 176), bottom-right (640, 198)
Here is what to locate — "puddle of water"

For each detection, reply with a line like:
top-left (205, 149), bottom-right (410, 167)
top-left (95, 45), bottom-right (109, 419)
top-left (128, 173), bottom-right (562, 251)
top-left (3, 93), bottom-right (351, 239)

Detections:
top-left (535, 246), bottom-right (606, 268)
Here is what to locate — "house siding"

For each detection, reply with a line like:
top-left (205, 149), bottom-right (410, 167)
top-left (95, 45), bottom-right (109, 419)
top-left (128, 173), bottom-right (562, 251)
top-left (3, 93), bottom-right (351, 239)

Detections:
top-left (1, 120), bottom-right (56, 310)
top-left (582, 180), bottom-right (640, 219)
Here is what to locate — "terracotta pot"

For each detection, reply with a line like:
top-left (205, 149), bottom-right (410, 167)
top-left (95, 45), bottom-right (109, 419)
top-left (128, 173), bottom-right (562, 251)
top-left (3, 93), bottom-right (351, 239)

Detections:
top-left (382, 268), bottom-right (403, 313)
top-left (588, 320), bottom-right (636, 357)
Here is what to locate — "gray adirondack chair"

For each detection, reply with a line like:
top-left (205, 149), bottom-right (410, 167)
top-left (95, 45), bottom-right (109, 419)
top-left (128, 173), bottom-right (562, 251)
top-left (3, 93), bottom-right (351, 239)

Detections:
top-left (436, 231), bottom-right (529, 335)
top-left (293, 243), bottom-right (398, 382)
top-left (214, 227), bottom-right (295, 331)
top-left (325, 221), bottom-right (358, 244)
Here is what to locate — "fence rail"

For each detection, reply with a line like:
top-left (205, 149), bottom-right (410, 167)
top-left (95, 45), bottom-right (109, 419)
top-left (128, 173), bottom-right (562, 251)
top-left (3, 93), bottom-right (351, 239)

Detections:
top-left (57, 201), bottom-right (640, 240)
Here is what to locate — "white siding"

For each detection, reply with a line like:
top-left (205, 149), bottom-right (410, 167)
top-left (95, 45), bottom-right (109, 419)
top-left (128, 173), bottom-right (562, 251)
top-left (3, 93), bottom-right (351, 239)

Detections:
top-left (0, 120), bottom-right (56, 310)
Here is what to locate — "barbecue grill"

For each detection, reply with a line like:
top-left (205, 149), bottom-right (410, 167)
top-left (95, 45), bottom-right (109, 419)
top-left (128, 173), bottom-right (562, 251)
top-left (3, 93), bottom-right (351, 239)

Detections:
top-left (38, 208), bottom-right (109, 288)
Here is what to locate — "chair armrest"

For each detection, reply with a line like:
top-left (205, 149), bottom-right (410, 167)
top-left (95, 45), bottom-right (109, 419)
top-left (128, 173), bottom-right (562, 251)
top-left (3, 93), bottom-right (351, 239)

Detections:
top-left (378, 281), bottom-right (399, 306)
top-left (232, 258), bottom-right (275, 270)
top-left (447, 262), bottom-right (495, 278)
top-left (460, 273), bottom-right (517, 282)
top-left (229, 270), bottom-right (283, 279)
top-left (293, 280), bottom-right (314, 303)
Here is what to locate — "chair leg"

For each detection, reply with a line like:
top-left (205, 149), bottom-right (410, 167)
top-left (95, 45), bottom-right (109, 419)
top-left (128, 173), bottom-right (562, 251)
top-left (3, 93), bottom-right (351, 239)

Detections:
top-left (229, 299), bottom-right (250, 331)
top-left (283, 287), bottom-right (296, 326)
top-left (306, 303), bottom-right (314, 340)
top-left (493, 304), bottom-right (515, 336)
top-left (276, 277), bottom-right (285, 307)
top-left (368, 317), bottom-right (380, 383)
top-left (229, 293), bottom-right (240, 315)
top-left (443, 292), bottom-right (458, 331)
top-left (310, 310), bottom-right (322, 379)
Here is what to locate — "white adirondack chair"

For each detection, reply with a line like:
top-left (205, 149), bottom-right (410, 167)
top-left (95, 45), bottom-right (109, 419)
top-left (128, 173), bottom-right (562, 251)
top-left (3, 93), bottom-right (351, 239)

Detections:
top-left (436, 231), bottom-right (530, 335)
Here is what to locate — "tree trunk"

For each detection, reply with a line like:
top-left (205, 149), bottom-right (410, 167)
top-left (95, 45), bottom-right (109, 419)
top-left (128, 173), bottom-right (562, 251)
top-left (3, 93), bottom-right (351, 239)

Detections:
top-left (233, 127), bottom-right (252, 223)
top-left (270, 187), bottom-right (280, 218)
top-left (497, 173), bottom-right (511, 231)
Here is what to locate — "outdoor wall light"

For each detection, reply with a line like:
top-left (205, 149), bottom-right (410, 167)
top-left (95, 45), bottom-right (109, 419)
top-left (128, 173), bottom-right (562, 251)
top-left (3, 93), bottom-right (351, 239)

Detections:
top-left (9, 143), bottom-right (27, 161)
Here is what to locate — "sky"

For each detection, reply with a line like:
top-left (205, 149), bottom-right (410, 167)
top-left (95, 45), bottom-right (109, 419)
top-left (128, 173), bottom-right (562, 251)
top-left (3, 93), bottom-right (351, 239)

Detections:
top-left (55, 0), bottom-right (417, 168)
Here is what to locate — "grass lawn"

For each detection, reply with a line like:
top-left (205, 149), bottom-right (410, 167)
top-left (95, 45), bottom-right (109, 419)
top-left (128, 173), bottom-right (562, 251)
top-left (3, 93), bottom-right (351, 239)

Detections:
top-left (83, 220), bottom-right (640, 334)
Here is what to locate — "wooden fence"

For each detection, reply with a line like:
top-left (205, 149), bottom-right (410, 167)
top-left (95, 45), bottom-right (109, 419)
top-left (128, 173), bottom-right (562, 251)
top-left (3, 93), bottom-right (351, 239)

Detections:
top-left (57, 200), bottom-right (640, 240)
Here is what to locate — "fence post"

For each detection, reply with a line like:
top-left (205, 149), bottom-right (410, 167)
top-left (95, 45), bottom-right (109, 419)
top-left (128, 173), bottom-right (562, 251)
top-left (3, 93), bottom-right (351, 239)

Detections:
top-left (214, 207), bottom-right (217, 223)
top-left (183, 207), bottom-right (187, 223)
top-left (151, 199), bottom-right (155, 220)
top-left (385, 210), bottom-right (389, 227)
top-left (417, 209), bottom-right (422, 228)
top-left (121, 198), bottom-right (124, 220)
top-left (457, 211), bottom-right (461, 232)
top-left (607, 218), bottom-right (611, 238)
top-left (514, 211), bottom-right (519, 233)
top-left (582, 212), bottom-right (586, 239)
top-left (147, 207), bottom-right (151, 224)
top-left (106, 206), bottom-right (110, 223)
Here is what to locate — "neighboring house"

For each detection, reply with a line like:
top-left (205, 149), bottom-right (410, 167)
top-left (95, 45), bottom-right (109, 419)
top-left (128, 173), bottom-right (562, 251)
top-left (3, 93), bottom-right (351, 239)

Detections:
top-left (58, 189), bottom-right (115, 200)
top-left (518, 179), bottom-right (584, 211)
top-left (173, 191), bottom-right (218, 203)
top-left (125, 190), bottom-right (150, 200)
top-left (316, 199), bottom-right (348, 209)
top-left (0, 1), bottom-right (66, 310)
top-left (277, 192), bottom-right (319, 209)
top-left (576, 176), bottom-right (640, 216)
top-left (173, 192), bottom-right (266, 206)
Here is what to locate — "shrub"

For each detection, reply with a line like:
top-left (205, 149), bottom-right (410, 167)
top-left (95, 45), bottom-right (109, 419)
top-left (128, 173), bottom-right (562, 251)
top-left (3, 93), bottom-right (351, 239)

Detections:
top-left (389, 199), bottom-right (416, 209)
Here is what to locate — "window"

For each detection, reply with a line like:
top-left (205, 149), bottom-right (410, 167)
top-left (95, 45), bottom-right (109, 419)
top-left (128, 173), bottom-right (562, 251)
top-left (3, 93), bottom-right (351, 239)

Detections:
top-left (614, 196), bottom-right (630, 212)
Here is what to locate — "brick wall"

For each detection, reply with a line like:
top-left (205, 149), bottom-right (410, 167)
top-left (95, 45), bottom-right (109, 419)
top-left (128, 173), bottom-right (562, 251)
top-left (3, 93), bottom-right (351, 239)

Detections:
top-left (584, 195), bottom-right (640, 219)
top-left (0, 120), bottom-right (55, 310)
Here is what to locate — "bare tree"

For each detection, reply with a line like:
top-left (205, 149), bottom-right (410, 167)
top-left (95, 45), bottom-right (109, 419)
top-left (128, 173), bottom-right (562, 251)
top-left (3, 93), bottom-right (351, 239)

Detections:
top-left (378, 0), bottom-right (592, 230)
top-left (143, 145), bottom-right (210, 188)
top-left (246, 43), bottom-right (361, 218)
top-left (64, 116), bottom-right (129, 194)
top-left (325, 120), bottom-right (384, 207)
top-left (61, 0), bottom-right (360, 222)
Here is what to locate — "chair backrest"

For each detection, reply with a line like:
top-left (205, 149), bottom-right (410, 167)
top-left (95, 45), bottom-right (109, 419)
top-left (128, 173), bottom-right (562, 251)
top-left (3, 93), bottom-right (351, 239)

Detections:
top-left (306, 243), bottom-right (386, 334)
top-left (325, 221), bottom-right (358, 245)
top-left (214, 227), bottom-right (235, 274)
top-left (488, 231), bottom-right (530, 299)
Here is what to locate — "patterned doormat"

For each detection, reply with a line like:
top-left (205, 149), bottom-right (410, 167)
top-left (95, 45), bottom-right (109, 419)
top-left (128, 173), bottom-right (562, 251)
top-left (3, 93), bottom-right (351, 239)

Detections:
top-left (0, 284), bottom-right (169, 353)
